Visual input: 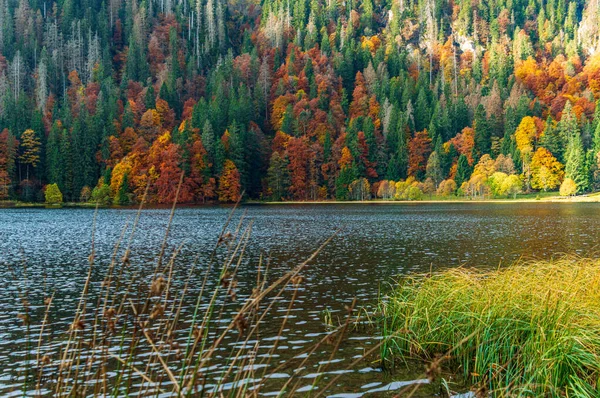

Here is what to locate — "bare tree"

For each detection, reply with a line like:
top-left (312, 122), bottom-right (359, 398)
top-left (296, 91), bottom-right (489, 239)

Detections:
top-left (10, 51), bottom-right (24, 101)
top-left (36, 54), bottom-right (48, 111)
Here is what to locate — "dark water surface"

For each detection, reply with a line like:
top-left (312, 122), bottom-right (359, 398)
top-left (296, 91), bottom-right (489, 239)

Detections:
top-left (1, 202), bottom-right (599, 396)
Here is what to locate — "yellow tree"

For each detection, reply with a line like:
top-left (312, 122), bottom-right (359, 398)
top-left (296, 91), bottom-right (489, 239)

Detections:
top-left (19, 129), bottom-right (41, 181)
top-left (500, 174), bottom-right (523, 198)
top-left (560, 178), bottom-right (577, 196)
top-left (218, 159), bottom-right (241, 202)
top-left (514, 116), bottom-right (539, 187)
top-left (530, 147), bottom-right (564, 191)
top-left (110, 157), bottom-right (133, 198)
top-left (515, 116), bottom-right (537, 154)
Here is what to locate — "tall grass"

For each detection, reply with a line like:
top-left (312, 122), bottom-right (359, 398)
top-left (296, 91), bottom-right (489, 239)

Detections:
top-left (8, 178), bottom-right (358, 397)
top-left (380, 257), bottom-right (600, 397)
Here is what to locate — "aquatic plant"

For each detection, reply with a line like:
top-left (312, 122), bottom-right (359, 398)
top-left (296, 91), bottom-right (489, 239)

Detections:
top-left (380, 257), bottom-right (600, 397)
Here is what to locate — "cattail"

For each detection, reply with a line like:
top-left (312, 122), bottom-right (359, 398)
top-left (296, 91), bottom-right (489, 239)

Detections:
top-left (150, 303), bottom-right (164, 320)
top-left (150, 276), bottom-right (166, 296)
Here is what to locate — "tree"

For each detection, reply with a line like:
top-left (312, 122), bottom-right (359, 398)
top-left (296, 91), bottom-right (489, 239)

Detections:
top-left (267, 151), bottom-right (289, 201)
top-left (514, 116), bottom-right (537, 157)
top-left (425, 151), bottom-right (443, 187)
top-left (287, 137), bottom-right (310, 200)
top-left (110, 157), bottom-right (133, 199)
top-left (91, 183), bottom-right (112, 205)
top-left (474, 104), bottom-right (491, 157)
top-left (530, 147), bottom-right (564, 191)
top-left (455, 154), bottom-right (471, 187)
top-left (501, 175), bottom-right (523, 198)
top-left (540, 118), bottom-right (564, 162)
top-left (408, 131), bottom-right (432, 179)
top-left (336, 147), bottom-right (357, 200)
top-left (560, 178), bottom-right (577, 197)
top-left (348, 178), bottom-right (370, 201)
top-left (437, 179), bottom-right (457, 196)
top-left (0, 129), bottom-right (16, 199)
top-left (218, 159), bottom-right (241, 202)
top-left (115, 173), bottom-right (130, 205)
top-left (487, 172), bottom-right (509, 197)
top-left (45, 183), bottom-right (63, 204)
top-left (147, 132), bottom-right (190, 204)
top-left (564, 133), bottom-right (588, 193)
top-left (188, 135), bottom-right (216, 203)
top-left (19, 129), bottom-right (40, 181)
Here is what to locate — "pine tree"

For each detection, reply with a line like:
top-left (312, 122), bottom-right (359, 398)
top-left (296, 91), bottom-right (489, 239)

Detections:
top-left (474, 104), bottom-right (491, 158)
top-left (540, 117), bottom-right (564, 162)
top-left (565, 133), bottom-right (588, 193)
top-left (115, 172), bottom-right (130, 205)
top-left (455, 154), bottom-right (471, 187)
top-left (426, 151), bottom-right (443, 187)
top-left (46, 122), bottom-right (63, 187)
top-left (267, 151), bottom-right (290, 200)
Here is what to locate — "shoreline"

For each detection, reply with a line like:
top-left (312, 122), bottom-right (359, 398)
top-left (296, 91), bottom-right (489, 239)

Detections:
top-left (3, 193), bottom-right (600, 209)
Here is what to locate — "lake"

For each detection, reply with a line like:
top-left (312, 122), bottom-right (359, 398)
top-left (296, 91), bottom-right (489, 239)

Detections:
top-left (1, 203), bottom-right (600, 396)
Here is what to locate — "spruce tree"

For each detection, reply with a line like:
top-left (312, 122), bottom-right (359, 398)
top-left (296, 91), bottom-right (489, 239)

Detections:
top-left (455, 154), bottom-right (471, 187)
top-left (565, 133), bottom-right (588, 193)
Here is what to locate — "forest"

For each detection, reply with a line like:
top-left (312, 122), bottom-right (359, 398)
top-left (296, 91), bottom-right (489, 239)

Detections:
top-left (0, 0), bottom-right (598, 203)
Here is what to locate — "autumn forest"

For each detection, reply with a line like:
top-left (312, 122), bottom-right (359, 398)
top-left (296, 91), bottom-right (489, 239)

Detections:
top-left (0, 0), bottom-right (599, 204)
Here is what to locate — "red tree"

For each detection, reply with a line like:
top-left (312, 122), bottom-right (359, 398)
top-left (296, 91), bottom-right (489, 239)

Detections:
top-left (408, 130), bottom-right (432, 178)
top-left (287, 136), bottom-right (311, 200)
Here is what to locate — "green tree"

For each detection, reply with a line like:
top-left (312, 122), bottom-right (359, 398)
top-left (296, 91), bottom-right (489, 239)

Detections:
top-left (114, 172), bottom-right (130, 205)
top-left (474, 105), bottom-right (491, 158)
top-left (455, 154), bottom-right (471, 187)
top-left (425, 151), bottom-right (443, 187)
top-left (564, 133), bottom-right (588, 193)
top-left (267, 151), bottom-right (290, 201)
top-left (45, 183), bottom-right (63, 204)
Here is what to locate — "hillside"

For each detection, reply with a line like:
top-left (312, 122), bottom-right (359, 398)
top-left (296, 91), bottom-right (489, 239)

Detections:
top-left (0, 0), bottom-right (599, 204)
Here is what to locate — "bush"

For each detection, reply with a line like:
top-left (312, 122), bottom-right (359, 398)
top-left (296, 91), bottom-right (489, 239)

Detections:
top-left (45, 183), bottom-right (63, 204)
top-left (90, 184), bottom-right (111, 205)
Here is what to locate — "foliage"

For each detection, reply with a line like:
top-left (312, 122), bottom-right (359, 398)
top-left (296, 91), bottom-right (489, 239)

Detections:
top-left (0, 0), bottom-right (597, 202)
top-left (90, 184), bottom-right (112, 206)
top-left (348, 178), bottom-right (370, 201)
top-left (44, 183), bottom-right (63, 204)
top-left (436, 179), bottom-right (457, 197)
top-left (560, 178), bottom-right (577, 197)
top-left (218, 160), bottom-right (241, 203)
top-left (530, 147), bottom-right (564, 191)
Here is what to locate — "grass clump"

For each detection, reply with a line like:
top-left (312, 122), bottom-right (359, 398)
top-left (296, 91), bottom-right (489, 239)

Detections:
top-left (380, 257), bottom-right (600, 397)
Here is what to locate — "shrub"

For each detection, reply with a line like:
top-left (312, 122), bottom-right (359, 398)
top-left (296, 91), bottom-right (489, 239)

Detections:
top-left (45, 183), bottom-right (63, 204)
top-left (90, 184), bottom-right (111, 205)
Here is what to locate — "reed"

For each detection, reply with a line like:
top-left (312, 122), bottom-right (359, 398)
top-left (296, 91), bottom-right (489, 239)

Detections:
top-left (380, 257), bottom-right (600, 397)
top-left (10, 181), bottom-right (374, 397)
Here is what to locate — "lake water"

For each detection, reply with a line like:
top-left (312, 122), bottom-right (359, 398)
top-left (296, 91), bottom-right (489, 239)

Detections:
top-left (1, 203), bottom-right (600, 396)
